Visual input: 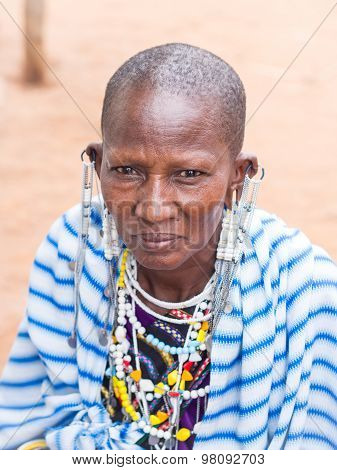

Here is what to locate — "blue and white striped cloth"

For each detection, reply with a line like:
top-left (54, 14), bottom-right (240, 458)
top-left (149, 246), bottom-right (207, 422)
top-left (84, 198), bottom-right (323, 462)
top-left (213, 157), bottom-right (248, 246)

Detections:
top-left (0, 196), bottom-right (336, 449)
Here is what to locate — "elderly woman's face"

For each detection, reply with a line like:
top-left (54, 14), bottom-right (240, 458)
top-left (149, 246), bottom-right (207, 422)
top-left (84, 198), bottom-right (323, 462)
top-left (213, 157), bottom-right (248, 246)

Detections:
top-left (99, 87), bottom-right (233, 270)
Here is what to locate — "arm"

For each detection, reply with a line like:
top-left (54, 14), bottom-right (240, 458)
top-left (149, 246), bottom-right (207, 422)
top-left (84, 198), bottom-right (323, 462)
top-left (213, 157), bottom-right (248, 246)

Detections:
top-left (0, 214), bottom-right (80, 450)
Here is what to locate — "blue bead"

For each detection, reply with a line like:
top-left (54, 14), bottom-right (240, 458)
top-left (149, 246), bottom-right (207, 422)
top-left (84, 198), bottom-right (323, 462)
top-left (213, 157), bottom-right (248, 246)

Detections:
top-left (147, 334), bottom-right (154, 342)
top-left (163, 345), bottom-right (170, 353)
top-left (188, 346), bottom-right (196, 353)
top-left (170, 347), bottom-right (177, 355)
top-left (152, 338), bottom-right (159, 346)
top-left (177, 347), bottom-right (183, 354)
top-left (182, 347), bottom-right (189, 354)
top-left (157, 342), bottom-right (165, 350)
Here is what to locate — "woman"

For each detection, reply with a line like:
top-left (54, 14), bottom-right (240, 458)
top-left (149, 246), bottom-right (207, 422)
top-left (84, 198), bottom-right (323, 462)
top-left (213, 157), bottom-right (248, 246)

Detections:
top-left (0, 43), bottom-right (336, 450)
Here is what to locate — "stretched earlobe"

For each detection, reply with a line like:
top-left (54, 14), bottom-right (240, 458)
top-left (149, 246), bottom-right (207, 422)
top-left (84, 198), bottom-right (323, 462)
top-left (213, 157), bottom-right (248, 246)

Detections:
top-left (229, 152), bottom-right (259, 200)
top-left (86, 142), bottom-right (103, 177)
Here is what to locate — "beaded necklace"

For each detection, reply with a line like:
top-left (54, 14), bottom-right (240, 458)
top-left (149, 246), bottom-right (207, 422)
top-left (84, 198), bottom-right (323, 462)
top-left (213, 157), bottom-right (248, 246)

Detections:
top-left (103, 248), bottom-right (213, 449)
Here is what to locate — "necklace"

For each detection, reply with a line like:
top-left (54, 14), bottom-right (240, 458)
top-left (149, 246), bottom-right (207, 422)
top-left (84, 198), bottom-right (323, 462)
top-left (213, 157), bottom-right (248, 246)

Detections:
top-left (105, 248), bottom-right (213, 448)
top-left (125, 262), bottom-right (216, 310)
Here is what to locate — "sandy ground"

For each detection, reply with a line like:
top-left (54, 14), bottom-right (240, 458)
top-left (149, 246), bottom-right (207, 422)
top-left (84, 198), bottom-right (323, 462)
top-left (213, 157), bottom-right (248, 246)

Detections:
top-left (0, 0), bottom-right (336, 371)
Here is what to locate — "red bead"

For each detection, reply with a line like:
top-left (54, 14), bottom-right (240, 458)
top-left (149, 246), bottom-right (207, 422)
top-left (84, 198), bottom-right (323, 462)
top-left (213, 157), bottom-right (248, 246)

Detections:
top-left (160, 421), bottom-right (170, 430)
top-left (168, 391), bottom-right (180, 397)
top-left (183, 361), bottom-right (193, 371)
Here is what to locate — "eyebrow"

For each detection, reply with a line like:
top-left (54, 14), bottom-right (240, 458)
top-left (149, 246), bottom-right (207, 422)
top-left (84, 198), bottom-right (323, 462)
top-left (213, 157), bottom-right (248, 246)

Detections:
top-left (105, 149), bottom-right (219, 166)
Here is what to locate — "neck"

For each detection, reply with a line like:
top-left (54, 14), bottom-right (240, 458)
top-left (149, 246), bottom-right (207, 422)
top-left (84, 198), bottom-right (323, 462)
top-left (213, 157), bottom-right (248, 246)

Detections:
top-left (135, 222), bottom-right (221, 313)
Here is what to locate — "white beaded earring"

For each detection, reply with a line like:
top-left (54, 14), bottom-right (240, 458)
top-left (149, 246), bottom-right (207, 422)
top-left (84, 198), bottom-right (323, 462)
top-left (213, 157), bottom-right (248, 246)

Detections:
top-left (103, 206), bottom-right (120, 260)
top-left (99, 205), bottom-right (120, 346)
top-left (212, 163), bottom-right (265, 331)
top-left (68, 150), bottom-right (96, 348)
top-left (102, 207), bottom-right (111, 260)
top-left (216, 189), bottom-right (238, 262)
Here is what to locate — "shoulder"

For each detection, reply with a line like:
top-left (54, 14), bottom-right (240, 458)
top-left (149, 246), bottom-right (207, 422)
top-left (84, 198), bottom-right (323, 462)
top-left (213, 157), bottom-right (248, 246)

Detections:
top-left (254, 206), bottom-right (336, 267)
top-left (25, 196), bottom-right (106, 345)
top-left (249, 206), bottom-right (315, 270)
top-left (252, 206), bottom-right (337, 305)
top-left (36, 195), bottom-right (104, 264)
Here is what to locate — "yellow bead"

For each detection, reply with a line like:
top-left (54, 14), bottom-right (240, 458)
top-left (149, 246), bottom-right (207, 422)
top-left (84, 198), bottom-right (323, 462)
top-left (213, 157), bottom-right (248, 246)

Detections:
top-left (130, 369), bottom-right (142, 382)
top-left (149, 415), bottom-right (161, 426)
top-left (201, 321), bottom-right (209, 331)
top-left (117, 380), bottom-right (125, 387)
top-left (197, 329), bottom-right (206, 342)
top-left (157, 411), bottom-right (168, 423)
top-left (182, 370), bottom-right (193, 381)
top-left (120, 393), bottom-right (129, 401)
top-left (176, 428), bottom-right (191, 441)
top-left (179, 379), bottom-right (185, 390)
top-left (132, 413), bottom-right (139, 421)
top-left (119, 386), bottom-right (127, 394)
top-left (125, 405), bottom-right (134, 413)
top-left (154, 382), bottom-right (165, 395)
top-left (121, 400), bottom-right (130, 407)
top-left (168, 370), bottom-right (178, 386)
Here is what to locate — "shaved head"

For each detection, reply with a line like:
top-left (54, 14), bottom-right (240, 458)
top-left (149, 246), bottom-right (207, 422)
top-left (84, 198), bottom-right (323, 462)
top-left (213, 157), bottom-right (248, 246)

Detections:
top-left (101, 43), bottom-right (246, 158)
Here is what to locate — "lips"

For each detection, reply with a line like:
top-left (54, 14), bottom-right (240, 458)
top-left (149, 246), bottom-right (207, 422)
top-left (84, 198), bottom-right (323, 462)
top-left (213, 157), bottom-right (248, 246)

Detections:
top-left (140, 233), bottom-right (179, 242)
top-left (134, 233), bottom-right (183, 250)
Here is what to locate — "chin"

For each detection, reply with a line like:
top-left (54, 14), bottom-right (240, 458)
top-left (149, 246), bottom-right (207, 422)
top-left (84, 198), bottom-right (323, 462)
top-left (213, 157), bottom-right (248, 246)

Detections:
top-left (131, 248), bottom-right (189, 271)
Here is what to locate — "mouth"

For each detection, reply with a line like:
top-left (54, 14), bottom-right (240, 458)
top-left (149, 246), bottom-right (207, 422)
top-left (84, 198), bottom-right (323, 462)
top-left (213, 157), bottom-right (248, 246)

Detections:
top-left (132, 233), bottom-right (183, 251)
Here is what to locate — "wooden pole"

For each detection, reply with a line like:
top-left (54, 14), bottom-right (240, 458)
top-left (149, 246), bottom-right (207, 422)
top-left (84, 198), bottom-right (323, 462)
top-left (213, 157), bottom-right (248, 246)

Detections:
top-left (23, 0), bottom-right (45, 84)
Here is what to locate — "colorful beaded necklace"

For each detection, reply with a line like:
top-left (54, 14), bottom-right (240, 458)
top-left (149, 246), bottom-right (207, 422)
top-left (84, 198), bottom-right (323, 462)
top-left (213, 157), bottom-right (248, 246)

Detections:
top-left (103, 248), bottom-right (213, 449)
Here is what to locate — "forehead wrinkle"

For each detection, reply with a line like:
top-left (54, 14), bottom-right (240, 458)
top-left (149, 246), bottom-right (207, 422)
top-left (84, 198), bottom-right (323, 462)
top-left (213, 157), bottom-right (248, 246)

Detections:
top-left (106, 86), bottom-right (223, 143)
top-left (104, 90), bottom-right (229, 165)
top-left (105, 141), bottom-right (221, 170)
top-left (106, 111), bottom-right (224, 155)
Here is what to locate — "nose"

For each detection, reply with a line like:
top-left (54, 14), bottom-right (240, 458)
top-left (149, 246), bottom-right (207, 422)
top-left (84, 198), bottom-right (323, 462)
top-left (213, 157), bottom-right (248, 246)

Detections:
top-left (134, 176), bottom-right (178, 224)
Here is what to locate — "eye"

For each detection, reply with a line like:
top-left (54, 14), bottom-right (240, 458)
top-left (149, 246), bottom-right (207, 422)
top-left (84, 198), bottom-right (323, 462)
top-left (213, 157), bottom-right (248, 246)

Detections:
top-left (178, 169), bottom-right (203, 178)
top-left (114, 166), bottom-right (138, 175)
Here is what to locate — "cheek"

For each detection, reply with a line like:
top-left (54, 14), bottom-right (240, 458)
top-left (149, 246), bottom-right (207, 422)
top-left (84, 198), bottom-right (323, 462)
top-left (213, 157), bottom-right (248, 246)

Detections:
top-left (184, 201), bottom-right (224, 248)
top-left (182, 180), bottom-right (227, 241)
top-left (100, 174), bottom-right (135, 225)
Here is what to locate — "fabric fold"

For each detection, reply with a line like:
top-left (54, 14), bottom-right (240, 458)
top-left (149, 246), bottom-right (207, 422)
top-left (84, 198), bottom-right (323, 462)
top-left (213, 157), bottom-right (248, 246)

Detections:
top-left (45, 404), bottom-right (144, 450)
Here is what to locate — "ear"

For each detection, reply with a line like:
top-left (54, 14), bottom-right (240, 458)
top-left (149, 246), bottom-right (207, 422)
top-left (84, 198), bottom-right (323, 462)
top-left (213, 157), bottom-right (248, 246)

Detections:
top-left (85, 142), bottom-right (103, 179)
top-left (225, 151), bottom-right (259, 208)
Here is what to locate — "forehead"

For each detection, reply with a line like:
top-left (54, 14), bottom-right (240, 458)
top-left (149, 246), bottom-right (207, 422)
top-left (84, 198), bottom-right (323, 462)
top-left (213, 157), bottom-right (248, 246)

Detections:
top-left (103, 86), bottom-right (227, 155)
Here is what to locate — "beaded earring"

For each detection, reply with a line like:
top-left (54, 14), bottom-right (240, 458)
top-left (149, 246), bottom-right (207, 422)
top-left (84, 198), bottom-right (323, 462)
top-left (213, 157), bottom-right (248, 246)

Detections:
top-left (98, 205), bottom-right (121, 346)
top-left (212, 163), bottom-right (265, 331)
top-left (68, 150), bottom-right (96, 348)
top-left (216, 188), bottom-right (238, 262)
top-left (103, 205), bottom-right (120, 261)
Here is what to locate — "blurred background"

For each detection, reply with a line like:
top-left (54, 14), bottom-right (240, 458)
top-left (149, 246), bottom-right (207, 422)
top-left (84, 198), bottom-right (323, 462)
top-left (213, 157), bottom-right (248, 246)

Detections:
top-left (0, 0), bottom-right (336, 370)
